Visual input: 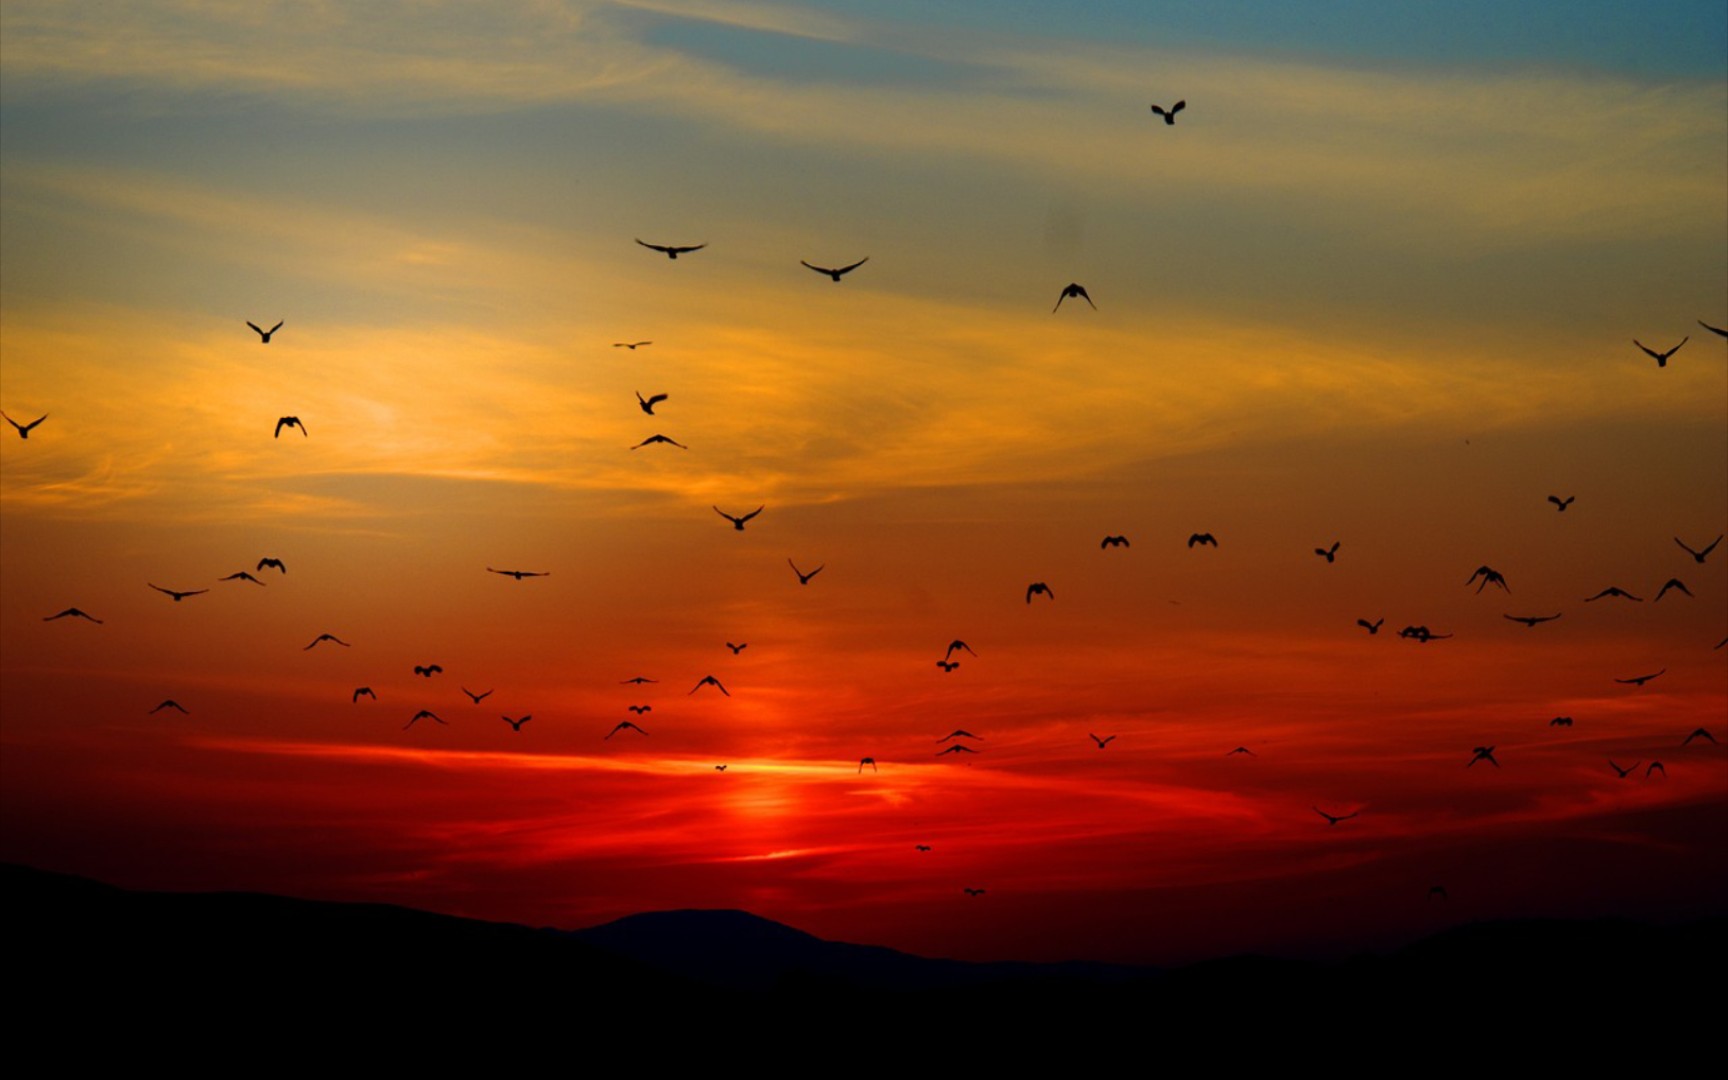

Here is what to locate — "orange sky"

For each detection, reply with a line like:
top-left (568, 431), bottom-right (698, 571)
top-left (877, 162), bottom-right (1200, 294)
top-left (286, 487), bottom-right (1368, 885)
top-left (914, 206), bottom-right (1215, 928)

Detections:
top-left (2, 1), bottom-right (1724, 964)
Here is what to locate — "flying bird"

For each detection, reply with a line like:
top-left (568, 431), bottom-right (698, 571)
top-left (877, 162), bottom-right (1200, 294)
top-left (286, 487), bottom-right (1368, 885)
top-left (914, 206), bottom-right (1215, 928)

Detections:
top-left (1503, 613), bottom-right (1561, 627)
top-left (488, 568), bottom-right (549, 580)
top-left (1547, 495), bottom-right (1574, 511)
top-left (1398, 625), bottom-right (1452, 642)
top-left (502, 715), bottom-right (531, 732)
top-left (1465, 566), bottom-right (1510, 593)
top-left (1608, 760), bottom-right (1638, 779)
top-left (613, 341), bottom-right (652, 350)
top-left (1100, 535), bottom-right (1130, 549)
top-left (1584, 586), bottom-right (1642, 602)
top-left (801, 256), bottom-right (868, 281)
top-left (636, 239), bottom-right (705, 259)
top-left (1226, 746), bottom-right (1256, 756)
top-left (619, 676), bottom-right (657, 685)
top-left (1315, 541), bottom-right (1340, 563)
top-left (938, 730), bottom-right (981, 742)
top-left (1313, 807), bottom-right (1358, 826)
top-left (303, 633), bottom-right (350, 649)
top-left (257, 558), bottom-right (287, 573)
top-left (1654, 579), bottom-right (1691, 601)
top-left (404, 710), bottom-right (446, 729)
top-left (964, 888), bottom-right (986, 897)
top-left (628, 705), bottom-right (651, 715)
top-left (1674, 535), bottom-right (1721, 563)
top-left (788, 559), bottom-right (824, 585)
top-left (689, 675), bottom-right (729, 696)
top-left (274, 416), bottom-right (307, 438)
top-left (1356, 618), bottom-right (1383, 635)
top-left (413, 664), bottom-right (443, 678)
top-left (352, 687), bottom-right (376, 703)
top-left (1052, 283), bottom-right (1095, 312)
top-left (1088, 733), bottom-right (1115, 749)
top-left (1467, 746), bottom-right (1500, 768)
top-left (715, 765), bottom-right (727, 772)
top-left (2, 411), bottom-right (46, 439)
top-left (1549, 716), bottom-right (1573, 727)
top-left (1149, 100), bottom-right (1186, 124)
top-left (1646, 761), bottom-right (1666, 778)
top-left (725, 642), bottom-right (747, 654)
top-left (858, 757), bottom-right (878, 773)
top-left (220, 571), bottom-right (265, 585)
top-left (149, 700), bottom-right (188, 715)
top-left (1633, 337), bottom-right (1687, 367)
top-left (936, 745), bottom-right (978, 757)
top-left (1614, 669), bottom-right (1665, 687)
top-left (936, 660), bottom-right (959, 672)
top-left (1025, 582), bottom-right (1054, 603)
top-left (636, 391), bottom-right (668, 415)
top-left (461, 688), bottom-right (492, 704)
top-left (1682, 728), bottom-right (1717, 746)
top-left (606, 720), bottom-right (648, 739)
top-left (631, 433), bottom-right (687, 450)
top-left (247, 320), bottom-right (283, 343)
top-left (714, 505), bottom-right (763, 531)
top-left (149, 584), bottom-right (208, 602)
top-left (915, 844), bottom-right (931, 852)
top-left (1188, 533), bottom-right (1218, 548)
top-left (944, 640), bottom-right (977, 660)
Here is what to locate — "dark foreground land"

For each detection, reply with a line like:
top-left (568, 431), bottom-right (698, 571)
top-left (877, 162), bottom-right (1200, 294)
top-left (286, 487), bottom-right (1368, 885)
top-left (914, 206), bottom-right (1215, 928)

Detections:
top-left (5, 863), bottom-right (1722, 1064)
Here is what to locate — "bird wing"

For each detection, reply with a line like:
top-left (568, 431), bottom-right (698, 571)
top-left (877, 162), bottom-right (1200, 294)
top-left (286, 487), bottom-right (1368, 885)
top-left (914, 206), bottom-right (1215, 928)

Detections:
top-left (741, 505), bottom-right (763, 522)
top-left (800, 260), bottom-right (829, 275)
top-left (636, 239), bottom-right (667, 253)
top-left (269, 321), bottom-right (283, 334)
top-left (836, 256), bottom-right (869, 275)
top-left (248, 321), bottom-right (264, 336)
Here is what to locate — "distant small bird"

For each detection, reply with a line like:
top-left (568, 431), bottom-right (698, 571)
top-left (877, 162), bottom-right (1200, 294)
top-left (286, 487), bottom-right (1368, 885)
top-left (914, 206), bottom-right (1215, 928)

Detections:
top-left (1654, 579), bottom-right (1691, 601)
top-left (1503, 613), bottom-right (1561, 627)
top-left (1398, 625), bottom-right (1452, 642)
top-left (936, 745), bottom-right (978, 757)
top-left (631, 433), bottom-right (687, 450)
top-left (1549, 716), bottom-right (1573, 727)
top-left (636, 239), bottom-right (705, 259)
top-left (257, 558), bottom-right (287, 574)
top-left (274, 416), bottom-right (307, 438)
top-left (620, 676), bottom-right (657, 684)
top-left (714, 505), bottom-right (764, 531)
top-left (1465, 566), bottom-right (1510, 593)
top-left (414, 664), bottom-right (443, 678)
top-left (1025, 582), bottom-right (1054, 603)
top-left (1674, 535), bottom-right (1721, 563)
top-left (964, 888), bottom-right (986, 896)
top-left (1608, 760), bottom-right (1638, 778)
top-left (789, 559), bottom-right (824, 585)
top-left (353, 687), bottom-right (376, 702)
top-left (1357, 618), bottom-right (1383, 635)
top-left (303, 633), bottom-right (350, 649)
top-left (938, 730), bottom-right (981, 742)
top-left (462, 688), bottom-right (492, 704)
top-left (1467, 746), bottom-right (1500, 768)
top-left (1226, 746), bottom-right (1255, 756)
top-left (1313, 807), bottom-right (1358, 826)
top-left (488, 568), bottom-right (549, 580)
top-left (1315, 541), bottom-right (1340, 563)
top-left (2, 411), bottom-right (46, 439)
top-left (1188, 533), bottom-right (1218, 548)
top-left (1614, 669), bottom-right (1665, 687)
top-left (613, 341), bottom-right (652, 350)
top-left (1149, 100), bottom-right (1185, 124)
top-left (1052, 283), bottom-right (1095, 313)
top-left (1584, 586), bottom-right (1641, 602)
top-left (915, 844), bottom-right (931, 852)
top-left (628, 705), bottom-right (651, 715)
top-left (404, 710), bottom-right (446, 729)
top-left (725, 642), bottom-right (747, 654)
top-left (944, 640), bottom-right (977, 660)
top-left (1548, 495), bottom-right (1574, 511)
top-left (150, 700), bottom-right (188, 715)
top-left (1633, 337), bottom-right (1687, 367)
top-left (689, 675), bottom-right (729, 696)
top-left (220, 571), bottom-right (265, 585)
top-left (715, 765), bottom-right (727, 772)
top-left (1089, 733), bottom-right (1115, 749)
top-left (606, 720), bottom-right (648, 739)
top-left (636, 392), bottom-right (668, 415)
top-left (801, 257), bottom-right (868, 281)
top-left (149, 584), bottom-right (208, 602)
top-left (859, 757), bottom-right (877, 773)
top-left (1100, 535), bottom-right (1130, 549)
top-left (247, 320), bottom-right (283, 343)
top-left (1646, 761), bottom-right (1666, 778)
top-left (502, 715), bottom-right (531, 731)
top-left (1682, 728), bottom-right (1717, 746)
top-left (936, 660), bottom-right (959, 672)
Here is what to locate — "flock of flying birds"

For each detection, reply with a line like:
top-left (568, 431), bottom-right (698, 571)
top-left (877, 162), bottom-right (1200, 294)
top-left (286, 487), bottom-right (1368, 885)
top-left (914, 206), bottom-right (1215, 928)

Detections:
top-left (8, 95), bottom-right (1727, 906)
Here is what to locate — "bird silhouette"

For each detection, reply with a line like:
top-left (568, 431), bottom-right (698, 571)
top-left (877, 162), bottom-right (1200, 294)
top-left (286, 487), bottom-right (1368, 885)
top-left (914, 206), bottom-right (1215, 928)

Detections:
top-left (936, 745), bottom-right (978, 757)
top-left (2, 411), bottom-right (46, 439)
top-left (1100, 535), bottom-right (1130, 549)
top-left (1315, 541), bottom-right (1340, 563)
top-left (1357, 618), bottom-right (1383, 635)
top-left (149, 584), bottom-right (208, 602)
top-left (488, 568), bottom-right (549, 580)
top-left (725, 642), bottom-right (748, 654)
top-left (150, 700), bottom-right (188, 715)
top-left (1614, 669), bottom-right (1665, 687)
top-left (1547, 495), bottom-right (1574, 511)
top-left (220, 571), bottom-right (265, 585)
top-left (1467, 746), bottom-right (1500, 768)
top-left (1149, 100), bottom-right (1185, 124)
top-left (613, 341), bottom-right (652, 350)
top-left (1313, 807), bottom-right (1358, 825)
top-left (414, 664), bottom-right (443, 677)
top-left (461, 688), bottom-right (492, 704)
top-left (1549, 716), bottom-right (1573, 727)
top-left (858, 757), bottom-right (877, 773)
top-left (619, 676), bottom-right (657, 685)
top-left (801, 257), bottom-right (868, 281)
top-left (1608, 760), bottom-right (1638, 778)
top-left (938, 730), bottom-right (981, 742)
top-left (1188, 533), bottom-right (1218, 548)
top-left (1465, 566), bottom-right (1510, 593)
top-left (631, 433), bottom-right (687, 450)
top-left (964, 887), bottom-right (986, 896)
top-left (303, 633), bottom-right (350, 649)
top-left (1503, 613), bottom-right (1561, 627)
top-left (628, 705), bottom-right (651, 715)
top-left (274, 416), bottom-right (307, 438)
top-left (405, 710), bottom-right (446, 729)
top-left (353, 687), bottom-right (376, 703)
top-left (257, 558), bottom-right (287, 574)
top-left (1646, 761), bottom-right (1666, 778)
top-left (1674, 535), bottom-right (1721, 563)
top-left (636, 239), bottom-right (705, 259)
top-left (247, 320), bottom-right (283, 343)
top-left (1584, 586), bottom-right (1642, 602)
top-left (502, 715), bottom-right (531, 731)
top-left (1633, 337), bottom-right (1687, 367)
top-left (1654, 579), bottom-right (1691, 601)
top-left (606, 720), bottom-right (648, 739)
top-left (915, 844), bottom-right (931, 852)
top-left (1089, 733), bottom-right (1115, 749)
top-left (1398, 625), bottom-right (1452, 642)
top-left (714, 764), bottom-right (727, 772)
top-left (1025, 582), bottom-right (1054, 603)
top-left (636, 391), bottom-right (668, 415)
top-left (1682, 728), bottom-right (1717, 746)
top-left (936, 660), bottom-right (959, 672)
top-left (714, 505), bottom-right (763, 531)
top-left (1699, 320), bottom-right (1727, 337)
top-left (1227, 746), bottom-right (1256, 756)
top-left (1428, 885), bottom-right (1449, 901)
top-left (689, 675), bottom-right (729, 696)
top-left (944, 640), bottom-right (977, 660)
top-left (789, 559), bottom-right (824, 585)
top-left (1052, 283), bottom-right (1095, 312)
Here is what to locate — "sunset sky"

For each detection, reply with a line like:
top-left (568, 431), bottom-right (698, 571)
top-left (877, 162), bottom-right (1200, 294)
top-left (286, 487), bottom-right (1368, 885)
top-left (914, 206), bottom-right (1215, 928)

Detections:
top-left (2, 1), bottom-right (1724, 966)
